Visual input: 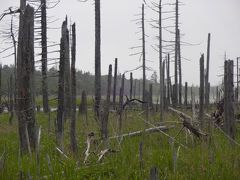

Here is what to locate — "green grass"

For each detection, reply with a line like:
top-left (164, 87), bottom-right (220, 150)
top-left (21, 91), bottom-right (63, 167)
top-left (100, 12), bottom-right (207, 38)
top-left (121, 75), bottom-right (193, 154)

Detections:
top-left (0, 109), bottom-right (240, 179)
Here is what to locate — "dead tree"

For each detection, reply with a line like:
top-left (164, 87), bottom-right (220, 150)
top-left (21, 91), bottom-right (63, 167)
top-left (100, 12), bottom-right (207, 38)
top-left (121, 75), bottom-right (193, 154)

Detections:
top-left (205, 33), bottom-right (211, 107)
top-left (56, 26), bottom-right (66, 149)
top-left (133, 79), bottom-right (137, 99)
top-left (118, 74), bottom-right (125, 132)
top-left (17, 5), bottom-right (36, 153)
top-left (174, 0), bottom-right (179, 106)
top-left (177, 29), bottom-right (182, 105)
top-left (166, 54), bottom-right (171, 106)
top-left (149, 84), bottom-right (153, 110)
top-left (70, 23), bottom-right (77, 153)
top-left (101, 64), bottom-right (112, 141)
top-left (236, 57), bottom-right (239, 102)
top-left (112, 58), bottom-right (117, 109)
top-left (94, 0), bottom-right (101, 119)
top-left (9, 75), bottom-right (14, 124)
top-left (141, 4), bottom-right (147, 108)
top-left (158, 0), bottom-right (164, 121)
top-left (63, 17), bottom-right (71, 120)
top-left (199, 54), bottom-right (205, 128)
top-left (130, 72), bottom-right (133, 99)
top-left (41, 0), bottom-right (49, 113)
top-left (184, 82), bottom-right (188, 106)
top-left (224, 60), bottom-right (235, 140)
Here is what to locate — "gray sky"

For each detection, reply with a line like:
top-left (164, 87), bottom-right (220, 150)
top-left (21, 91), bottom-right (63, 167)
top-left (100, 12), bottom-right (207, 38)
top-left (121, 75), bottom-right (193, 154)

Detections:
top-left (0, 0), bottom-right (240, 86)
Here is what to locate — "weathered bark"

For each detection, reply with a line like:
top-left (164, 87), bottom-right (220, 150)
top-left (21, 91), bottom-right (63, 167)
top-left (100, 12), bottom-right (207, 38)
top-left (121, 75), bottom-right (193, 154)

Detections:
top-left (199, 54), bottom-right (205, 128)
top-left (9, 75), bottom-right (14, 124)
top-left (70, 23), bottom-right (77, 153)
top-left (158, 0), bottom-right (163, 120)
top-left (133, 79), bottom-right (137, 99)
top-left (142, 4), bottom-right (146, 105)
top-left (63, 18), bottom-right (71, 120)
top-left (56, 36), bottom-right (65, 149)
top-left (112, 58), bottom-right (117, 109)
top-left (166, 54), bottom-right (170, 106)
top-left (17, 5), bottom-right (36, 153)
top-left (94, 0), bottom-right (101, 119)
top-left (184, 82), bottom-right (188, 106)
top-left (224, 60), bottom-right (235, 140)
top-left (118, 74), bottom-right (125, 132)
top-left (41, 0), bottom-right (49, 113)
top-left (130, 72), bottom-right (133, 99)
top-left (174, 0), bottom-right (179, 106)
top-left (177, 29), bottom-right (182, 105)
top-left (101, 64), bottom-right (112, 141)
top-left (205, 33), bottom-right (211, 107)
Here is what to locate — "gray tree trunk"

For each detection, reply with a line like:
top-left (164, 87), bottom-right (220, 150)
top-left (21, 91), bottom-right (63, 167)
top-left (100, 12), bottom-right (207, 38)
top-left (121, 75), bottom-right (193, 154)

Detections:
top-left (224, 60), bottom-right (235, 140)
top-left (142, 4), bottom-right (146, 105)
top-left (9, 75), bottom-right (14, 124)
top-left (41, 0), bottom-right (49, 113)
top-left (118, 74), bottom-right (125, 132)
top-left (205, 33), bottom-right (211, 107)
top-left (70, 23), bottom-right (77, 153)
top-left (101, 64), bottom-right (112, 141)
top-left (184, 82), bottom-right (188, 106)
top-left (177, 29), bottom-right (182, 105)
top-left (174, 0), bottom-right (179, 106)
top-left (159, 0), bottom-right (163, 121)
top-left (17, 5), bottom-right (36, 153)
top-left (94, 0), bottom-right (101, 119)
top-left (113, 58), bottom-right (117, 109)
top-left (199, 54), bottom-right (205, 128)
top-left (130, 72), bottom-right (133, 99)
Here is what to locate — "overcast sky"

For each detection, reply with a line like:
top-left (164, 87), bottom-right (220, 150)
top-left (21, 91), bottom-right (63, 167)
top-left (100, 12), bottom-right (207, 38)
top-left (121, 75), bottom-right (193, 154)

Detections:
top-left (0, 0), bottom-right (240, 86)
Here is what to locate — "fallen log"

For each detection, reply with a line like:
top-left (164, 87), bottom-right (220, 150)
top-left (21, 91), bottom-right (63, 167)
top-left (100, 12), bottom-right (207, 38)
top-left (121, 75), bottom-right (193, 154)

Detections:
top-left (109, 125), bottom-right (174, 140)
top-left (168, 107), bottom-right (207, 139)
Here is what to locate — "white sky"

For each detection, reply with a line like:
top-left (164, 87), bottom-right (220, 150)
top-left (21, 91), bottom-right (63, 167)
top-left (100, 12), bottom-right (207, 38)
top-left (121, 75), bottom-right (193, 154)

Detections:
top-left (0, 0), bottom-right (240, 86)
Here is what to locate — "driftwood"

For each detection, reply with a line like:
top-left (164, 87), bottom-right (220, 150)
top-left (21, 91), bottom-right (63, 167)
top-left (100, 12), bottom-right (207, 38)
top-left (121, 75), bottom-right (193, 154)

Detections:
top-left (97, 148), bottom-right (118, 162)
top-left (169, 107), bottom-right (207, 139)
top-left (84, 132), bottom-right (94, 164)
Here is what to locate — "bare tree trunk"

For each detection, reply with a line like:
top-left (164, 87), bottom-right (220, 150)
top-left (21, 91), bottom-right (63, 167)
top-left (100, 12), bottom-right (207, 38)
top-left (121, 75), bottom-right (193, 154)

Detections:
top-left (177, 29), bottom-right (182, 105)
top-left (237, 57), bottom-right (239, 103)
top-left (63, 18), bottom-right (71, 120)
top-left (199, 54), bottom-right (204, 128)
top-left (205, 33), bottom-right (211, 107)
top-left (94, 0), bottom-right (101, 119)
top-left (9, 75), bottom-right (14, 124)
top-left (130, 72), bottom-right (133, 99)
top-left (142, 4), bottom-right (146, 106)
top-left (17, 5), bottom-right (36, 153)
top-left (149, 84), bottom-right (153, 110)
top-left (41, 0), bottom-right (49, 113)
top-left (118, 74), bottom-right (125, 132)
top-left (159, 0), bottom-right (163, 121)
top-left (0, 65), bottom-right (1, 105)
top-left (134, 79), bottom-right (137, 99)
top-left (101, 64), bottom-right (112, 141)
top-left (70, 23), bottom-right (77, 153)
top-left (167, 54), bottom-right (170, 106)
top-left (113, 58), bottom-right (117, 109)
top-left (184, 82), bottom-right (188, 106)
top-left (56, 22), bottom-right (67, 149)
top-left (174, 0), bottom-right (179, 106)
top-left (224, 60), bottom-right (235, 140)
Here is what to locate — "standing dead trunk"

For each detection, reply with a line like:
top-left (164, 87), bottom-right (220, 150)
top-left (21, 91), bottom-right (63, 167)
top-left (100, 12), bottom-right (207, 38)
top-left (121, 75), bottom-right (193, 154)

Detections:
top-left (0, 65), bottom-right (1, 105)
top-left (17, 5), bottom-right (36, 153)
top-left (205, 33), bottom-right (211, 107)
top-left (184, 82), bottom-right (188, 106)
top-left (41, 0), bottom-right (49, 113)
top-left (63, 18), bottom-right (71, 120)
top-left (174, 0), bottom-right (179, 106)
top-left (237, 57), bottom-right (239, 103)
top-left (133, 79), bottom-right (137, 99)
top-left (177, 29), bottom-right (182, 105)
top-left (224, 60), bottom-right (235, 140)
top-left (56, 32), bottom-right (66, 149)
top-left (142, 4), bottom-right (146, 108)
top-left (166, 54), bottom-right (170, 106)
top-left (149, 84), bottom-right (153, 110)
top-left (9, 75), bottom-right (14, 124)
top-left (130, 72), bottom-right (133, 99)
top-left (118, 74), bottom-right (125, 132)
top-left (94, 0), bottom-right (101, 119)
top-left (113, 58), bottom-right (117, 109)
top-left (199, 54), bottom-right (205, 128)
top-left (101, 64), bottom-right (112, 141)
top-left (70, 23), bottom-right (77, 153)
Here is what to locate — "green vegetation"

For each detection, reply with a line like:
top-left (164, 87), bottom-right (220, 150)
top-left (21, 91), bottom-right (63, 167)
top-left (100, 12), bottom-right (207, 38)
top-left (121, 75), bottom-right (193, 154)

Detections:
top-left (0, 109), bottom-right (239, 179)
